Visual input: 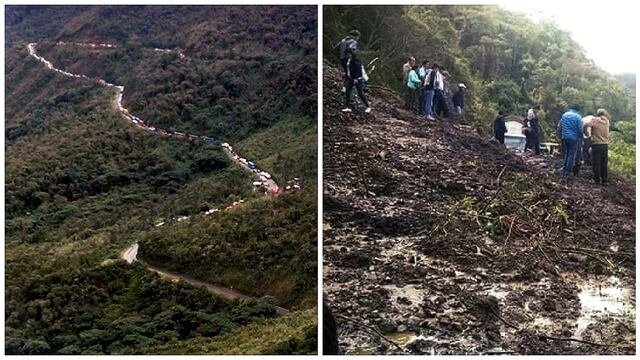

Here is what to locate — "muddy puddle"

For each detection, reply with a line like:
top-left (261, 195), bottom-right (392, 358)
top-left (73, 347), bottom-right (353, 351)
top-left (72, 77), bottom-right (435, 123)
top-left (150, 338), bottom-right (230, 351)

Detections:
top-left (573, 275), bottom-right (635, 339)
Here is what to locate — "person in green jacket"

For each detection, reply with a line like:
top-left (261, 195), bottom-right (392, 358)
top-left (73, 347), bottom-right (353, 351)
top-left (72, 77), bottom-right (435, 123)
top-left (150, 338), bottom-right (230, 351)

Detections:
top-left (406, 65), bottom-right (422, 113)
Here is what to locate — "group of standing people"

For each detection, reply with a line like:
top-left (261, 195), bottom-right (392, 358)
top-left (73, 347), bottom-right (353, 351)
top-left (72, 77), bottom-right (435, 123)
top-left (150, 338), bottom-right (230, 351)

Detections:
top-left (402, 57), bottom-right (466, 120)
top-left (559, 105), bottom-right (610, 185)
top-left (336, 31), bottom-right (611, 186)
top-left (492, 105), bottom-right (541, 155)
top-left (493, 104), bottom-right (611, 185)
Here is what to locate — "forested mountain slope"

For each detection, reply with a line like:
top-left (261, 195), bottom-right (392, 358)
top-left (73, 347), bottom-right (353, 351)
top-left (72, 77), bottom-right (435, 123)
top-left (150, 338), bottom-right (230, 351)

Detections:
top-left (5, 5), bottom-right (317, 355)
top-left (324, 5), bottom-right (635, 137)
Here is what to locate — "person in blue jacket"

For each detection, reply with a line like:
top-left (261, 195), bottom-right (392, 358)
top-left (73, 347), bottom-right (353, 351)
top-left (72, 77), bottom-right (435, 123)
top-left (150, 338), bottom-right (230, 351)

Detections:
top-left (558, 104), bottom-right (584, 175)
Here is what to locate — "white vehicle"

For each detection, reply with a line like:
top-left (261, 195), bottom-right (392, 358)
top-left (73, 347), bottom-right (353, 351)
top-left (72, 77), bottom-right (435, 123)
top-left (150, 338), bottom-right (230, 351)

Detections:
top-left (286, 185), bottom-right (291, 190)
top-left (293, 184), bottom-right (301, 189)
top-left (205, 208), bottom-right (219, 215)
top-left (253, 181), bottom-right (263, 186)
top-left (294, 177), bottom-right (300, 181)
top-left (221, 143), bottom-right (230, 148)
top-left (176, 216), bottom-right (189, 222)
top-left (155, 221), bottom-right (165, 227)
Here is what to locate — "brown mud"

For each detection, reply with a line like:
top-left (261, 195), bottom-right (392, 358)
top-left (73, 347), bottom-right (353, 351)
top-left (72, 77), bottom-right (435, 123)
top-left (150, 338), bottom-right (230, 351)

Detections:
top-left (323, 63), bottom-right (635, 355)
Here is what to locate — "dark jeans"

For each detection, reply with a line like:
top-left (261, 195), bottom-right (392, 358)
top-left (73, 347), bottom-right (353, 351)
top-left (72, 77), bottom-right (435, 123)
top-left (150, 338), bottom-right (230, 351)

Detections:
top-left (562, 138), bottom-right (579, 174)
top-left (495, 133), bottom-right (505, 144)
top-left (530, 131), bottom-right (540, 155)
top-left (345, 78), bottom-right (369, 108)
top-left (404, 86), bottom-right (411, 109)
top-left (418, 89), bottom-right (426, 115)
top-left (583, 138), bottom-right (592, 165)
top-left (340, 58), bottom-right (349, 87)
top-left (423, 89), bottom-right (434, 116)
top-left (433, 89), bottom-right (449, 117)
top-left (407, 87), bottom-right (419, 112)
top-left (573, 137), bottom-right (583, 175)
top-left (591, 144), bottom-right (608, 184)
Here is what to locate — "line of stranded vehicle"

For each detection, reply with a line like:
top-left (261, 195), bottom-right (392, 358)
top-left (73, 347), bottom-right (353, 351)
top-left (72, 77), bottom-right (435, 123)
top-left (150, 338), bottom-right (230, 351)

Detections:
top-left (220, 142), bottom-right (273, 187)
top-left (28, 41), bottom-right (301, 229)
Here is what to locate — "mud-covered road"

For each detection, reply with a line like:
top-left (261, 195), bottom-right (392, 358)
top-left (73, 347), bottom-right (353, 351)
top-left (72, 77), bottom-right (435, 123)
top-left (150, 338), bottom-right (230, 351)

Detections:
top-left (323, 64), bottom-right (635, 355)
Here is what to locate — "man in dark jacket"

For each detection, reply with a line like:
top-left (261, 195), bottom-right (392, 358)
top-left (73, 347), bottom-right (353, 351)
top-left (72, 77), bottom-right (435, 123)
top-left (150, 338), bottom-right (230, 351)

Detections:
top-left (342, 55), bottom-right (371, 113)
top-left (452, 83), bottom-right (466, 115)
top-left (527, 105), bottom-right (542, 155)
top-left (494, 111), bottom-right (508, 144)
top-left (336, 30), bottom-right (360, 90)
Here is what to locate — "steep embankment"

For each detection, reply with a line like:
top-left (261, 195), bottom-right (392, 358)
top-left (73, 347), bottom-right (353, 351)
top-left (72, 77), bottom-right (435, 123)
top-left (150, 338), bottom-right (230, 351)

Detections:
top-left (323, 64), bottom-right (635, 355)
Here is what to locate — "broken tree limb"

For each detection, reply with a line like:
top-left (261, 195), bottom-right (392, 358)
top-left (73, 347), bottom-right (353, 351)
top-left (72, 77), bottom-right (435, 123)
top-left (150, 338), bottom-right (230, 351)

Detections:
top-left (478, 166), bottom-right (507, 216)
top-left (335, 314), bottom-right (405, 352)
top-left (538, 334), bottom-right (608, 347)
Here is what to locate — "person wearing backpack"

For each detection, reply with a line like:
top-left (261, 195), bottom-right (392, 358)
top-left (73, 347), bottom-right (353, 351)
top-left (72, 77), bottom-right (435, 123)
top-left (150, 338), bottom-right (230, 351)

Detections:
top-left (432, 66), bottom-right (449, 118)
top-left (335, 30), bottom-right (360, 91)
top-left (342, 55), bottom-right (371, 113)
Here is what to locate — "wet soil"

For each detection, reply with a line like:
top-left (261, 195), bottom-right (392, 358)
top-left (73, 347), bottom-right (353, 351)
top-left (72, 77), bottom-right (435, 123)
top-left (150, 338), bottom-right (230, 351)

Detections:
top-left (322, 63), bottom-right (635, 355)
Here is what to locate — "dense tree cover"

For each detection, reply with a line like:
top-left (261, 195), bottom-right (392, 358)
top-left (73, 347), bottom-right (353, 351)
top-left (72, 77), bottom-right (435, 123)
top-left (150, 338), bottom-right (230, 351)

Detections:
top-left (5, 263), bottom-right (281, 355)
top-left (324, 5), bottom-right (635, 139)
top-left (235, 113), bottom-right (317, 185)
top-left (140, 309), bottom-right (317, 355)
top-left (139, 189), bottom-right (317, 309)
top-left (6, 5), bottom-right (317, 354)
top-left (609, 121), bottom-right (636, 179)
top-left (9, 5), bottom-right (317, 142)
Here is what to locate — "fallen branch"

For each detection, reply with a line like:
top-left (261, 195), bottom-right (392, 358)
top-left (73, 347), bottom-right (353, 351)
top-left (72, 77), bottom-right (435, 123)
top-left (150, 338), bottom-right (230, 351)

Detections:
top-left (538, 334), bottom-right (608, 347)
top-left (335, 314), bottom-right (405, 352)
top-left (489, 308), bottom-right (519, 330)
top-left (559, 246), bottom-right (633, 257)
top-left (555, 248), bottom-right (614, 268)
top-left (504, 217), bottom-right (516, 249)
top-left (478, 166), bottom-right (507, 216)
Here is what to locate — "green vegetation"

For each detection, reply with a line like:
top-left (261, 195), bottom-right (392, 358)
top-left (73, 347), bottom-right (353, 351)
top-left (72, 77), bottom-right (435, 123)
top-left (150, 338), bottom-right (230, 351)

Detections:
top-left (324, 5), bottom-right (635, 156)
top-left (5, 263), bottom-right (285, 355)
top-left (141, 309), bottom-right (317, 355)
top-left (5, 5), bottom-right (316, 355)
top-left (610, 120), bottom-right (635, 179)
top-left (140, 189), bottom-right (317, 309)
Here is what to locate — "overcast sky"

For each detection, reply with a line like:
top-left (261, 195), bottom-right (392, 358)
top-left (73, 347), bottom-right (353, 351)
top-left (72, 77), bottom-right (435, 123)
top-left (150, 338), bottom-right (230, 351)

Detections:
top-left (497, 0), bottom-right (637, 74)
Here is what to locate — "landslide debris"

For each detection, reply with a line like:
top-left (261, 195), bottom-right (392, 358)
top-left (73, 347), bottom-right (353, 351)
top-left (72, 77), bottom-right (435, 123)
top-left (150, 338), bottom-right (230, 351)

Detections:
top-left (323, 63), bottom-right (635, 355)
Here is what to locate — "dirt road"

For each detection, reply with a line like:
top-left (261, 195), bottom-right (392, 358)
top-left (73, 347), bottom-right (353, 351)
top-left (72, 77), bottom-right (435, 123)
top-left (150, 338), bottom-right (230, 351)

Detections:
top-left (121, 244), bottom-right (290, 316)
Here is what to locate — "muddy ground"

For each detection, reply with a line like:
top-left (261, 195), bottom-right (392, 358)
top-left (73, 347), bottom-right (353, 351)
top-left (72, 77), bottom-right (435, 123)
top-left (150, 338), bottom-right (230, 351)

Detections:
top-left (323, 64), bottom-right (635, 355)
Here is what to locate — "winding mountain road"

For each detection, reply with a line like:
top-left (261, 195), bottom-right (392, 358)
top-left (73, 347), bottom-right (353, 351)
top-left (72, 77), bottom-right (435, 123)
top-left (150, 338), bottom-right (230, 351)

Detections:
top-left (122, 244), bottom-right (289, 315)
top-left (28, 42), bottom-right (290, 315)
